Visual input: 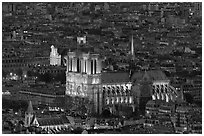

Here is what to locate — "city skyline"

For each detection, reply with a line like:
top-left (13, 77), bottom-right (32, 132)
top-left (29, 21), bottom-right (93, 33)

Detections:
top-left (2, 2), bottom-right (202, 134)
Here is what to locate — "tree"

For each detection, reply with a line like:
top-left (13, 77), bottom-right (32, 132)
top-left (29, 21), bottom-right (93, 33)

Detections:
top-left (18, 120), bottom-right (24, 126)
top-left (35, 127), bottom-right (42, 134)
top-left (64, 96), bottom-right (74, 112)
top-left (64, 96), bottom-right (93, 116)
top-left (38, 72), bottom-right (53, 83)
top-left (2, 99), bottom-right (28, 112)
top-left (101, 109), bottom-right (111, 118)
top-left (72, 127), bottom-right (83, 134)
top-left (55, 72), bottom-right (66, 83)
top-left (27, 70), bottom-right (35, 77)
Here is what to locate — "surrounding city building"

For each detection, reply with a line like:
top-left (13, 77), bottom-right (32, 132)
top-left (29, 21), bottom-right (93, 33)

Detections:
top-left (24, 101), bottom-right (71, 134)
top-left (182, 79), bottom-right (202, 102)
top-left (50, 45), bottom-right (61, 66)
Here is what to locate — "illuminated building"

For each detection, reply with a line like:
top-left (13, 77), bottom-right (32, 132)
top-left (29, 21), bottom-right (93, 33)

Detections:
top-left (66, 50), bottom-right (180, 115)
top-left (24, 101), bottom-right (71, 134)
top-left (50, 45), bottom-right (61, 66)
top-left (2, 43), bottom-right (49, 72)
top-left (182, 80), bottom-right (202, 102)
top-left (66, 51), bottom-right (134, 115)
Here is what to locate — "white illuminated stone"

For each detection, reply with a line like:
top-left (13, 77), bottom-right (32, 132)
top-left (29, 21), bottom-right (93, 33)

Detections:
top-left (125, 97), bottom-right (128, 103)
top-left (129, 97), bottom-right (132, 103)
top-left (116, 97), bottom-right (119, 103)
top-left (50, 45), bottom-right (61, 66)
top-left (121, 97), bottom-right (123, 103)
top-left (157, 93), bottom-right (160, 99)
top-left (152, 95), bottom-right (156, 100)
top-left (166, 94), bottom-right (169, 102)
top-left (112, 97), bottom-right (114, 104)
top-left (161, 93), bottom-right (164, 100)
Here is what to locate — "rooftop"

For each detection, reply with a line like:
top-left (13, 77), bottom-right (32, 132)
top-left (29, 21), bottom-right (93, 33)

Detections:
top-left (34, 115), bottom-right (70, 126)
top-left (101, 72), bottom-right (130, 84)
top-left (131, 70), bottom-right (169, 82)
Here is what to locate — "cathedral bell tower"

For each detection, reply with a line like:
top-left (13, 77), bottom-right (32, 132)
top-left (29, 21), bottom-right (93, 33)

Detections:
top-left (66, 51), bottom-right (103, 114)
top-left (24, 101), bottom-right (34, 127)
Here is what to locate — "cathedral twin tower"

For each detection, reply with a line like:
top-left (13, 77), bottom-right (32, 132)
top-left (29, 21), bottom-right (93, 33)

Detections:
top-left (66, 51), bottom-right (101, 75)
top-left (65, 51), bottom-right (104, 113)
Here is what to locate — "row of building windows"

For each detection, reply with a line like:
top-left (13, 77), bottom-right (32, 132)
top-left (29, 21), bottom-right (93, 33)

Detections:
top-left (68, 91), bottom-right (86, 97)
top-left (144, 119), bottom-right (159, 125)
top-left (2, 59), bottom-right (27, 63)
top-left (3, 64), bottom-right (65, 75)
top-left (183, 84), bottom-right (202, 101)
top-left (3, 58), bottom-right (49, 64)
top-left (39, 69), bottom-right (65, 74)
top-left (105, 96), bottom-right (133, 105)
top-left (3, 63), bottom-right (28, 68)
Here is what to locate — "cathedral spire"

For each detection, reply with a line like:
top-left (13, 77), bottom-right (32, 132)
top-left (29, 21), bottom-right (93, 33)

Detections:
top-left (26, 100), bottom-right (33, 114)
top-left (131, 34), bottom-right (135, 60)
top-left (25, 100), bottom-right (34, 127)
